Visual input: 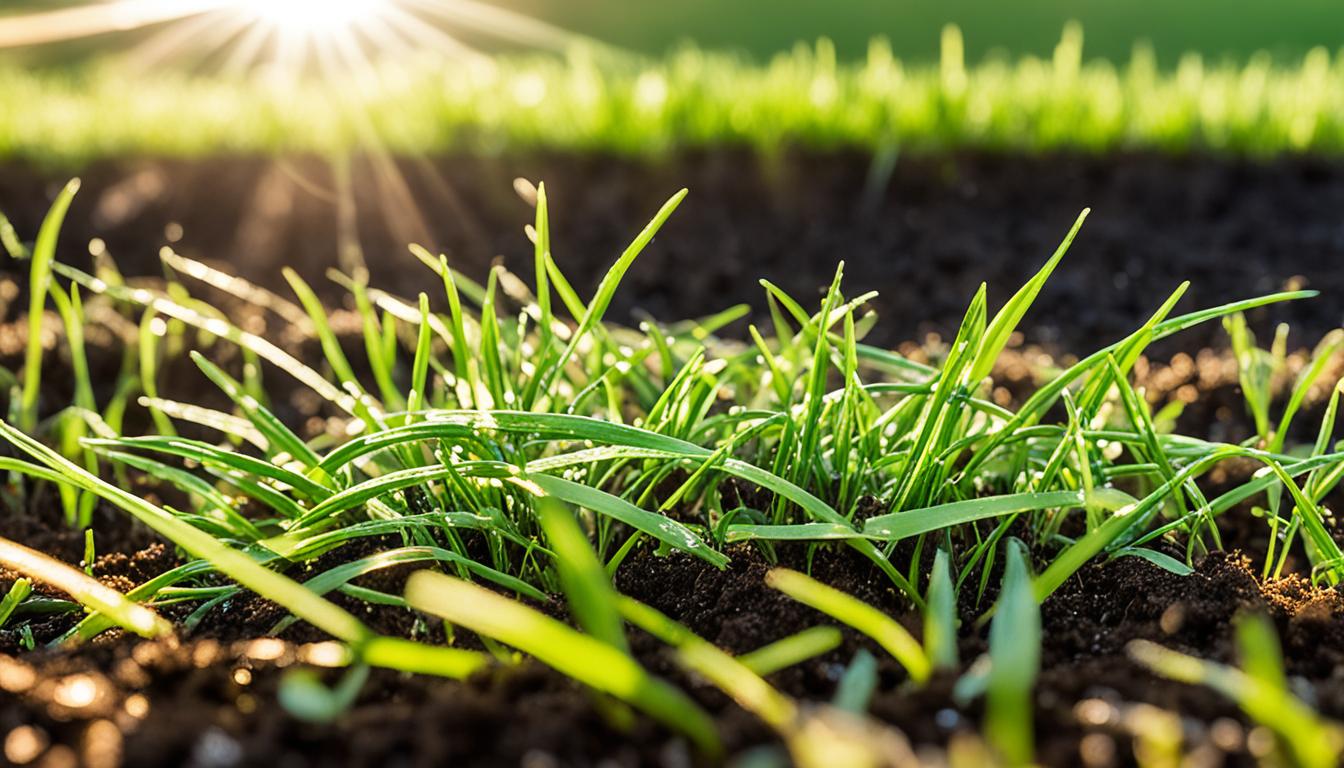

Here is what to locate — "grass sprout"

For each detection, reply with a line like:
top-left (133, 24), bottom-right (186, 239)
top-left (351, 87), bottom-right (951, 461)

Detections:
top-left (1, 174), bottom-right (1343, 761)
top-left (404, 569), bottom-right (721, 756)
top-left (766, 568), bottom-right (931, 685)
top-left (0, 533), bottom-right (169, 639)
top-left (984, 541), bottom-right (1040, 766)
top-left (1130, 613), bottom-right (1344, 768)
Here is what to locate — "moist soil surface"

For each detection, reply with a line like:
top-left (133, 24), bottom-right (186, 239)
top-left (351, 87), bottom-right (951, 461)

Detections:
top-left (2, 150), bottom-right (1343, 352)
top-left (2, 151), bottom-right (1344, 766)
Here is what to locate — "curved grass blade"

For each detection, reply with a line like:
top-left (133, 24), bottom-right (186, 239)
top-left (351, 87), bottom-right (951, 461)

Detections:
top-left (405, 570), bottom-right (721, 757)
top-left (968, 209), bottom-right (1087, 385)
top-left (527, 473), bottom-right (728, 568)
top-left (19, 179), bottom-right (79, 432)
top-left (766, 568), bottom-right (931, 685)
top-left (537, 498), bottom-right (628, 652)
top-left (86, 435), bottom-right (330, 501)
top-left (0, 534), bottom-right (169, 639)
top-left (737, 626), bottom-right (843, 677)
top-left (0, 420), bottom-right (484, 679)
top-left (1130, 630), bottom-right (1342, 768)
top-left (272, 545), bottom-right (547, 634)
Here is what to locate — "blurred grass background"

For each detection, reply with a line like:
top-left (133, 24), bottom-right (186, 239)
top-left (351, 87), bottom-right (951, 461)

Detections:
top-left (2, 0), bottom-right (1342, 67)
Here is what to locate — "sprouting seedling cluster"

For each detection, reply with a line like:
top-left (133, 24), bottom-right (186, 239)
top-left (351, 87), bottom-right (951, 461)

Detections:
top-left (1, 179), bottom-right (1343, 761)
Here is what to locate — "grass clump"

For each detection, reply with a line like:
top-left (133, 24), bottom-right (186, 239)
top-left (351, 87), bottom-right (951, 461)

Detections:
top-left (1, 177), bottom-right (1343, 759)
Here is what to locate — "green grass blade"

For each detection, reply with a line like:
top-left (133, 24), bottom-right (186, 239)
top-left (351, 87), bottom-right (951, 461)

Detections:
top-left (526, 473), bottom-right (728, 568)
top-left (985, 541), bottom-right (1039, 766)
top-left (19, 178), bottom-right (79, 432)
top-left (737, 626), bottom-right (843, 677)
top-left (1130, 635), bottom-right (1342, 768)
top-left (405, 570), bottom-right (721, 756)
top-left (537, 498), bottom-right (629, 652)
top-left (766, 568), bottom-right (931, 684)
top-left (924, 549), bottom-right (959, 671)
top-left (537, 190), bottom-right (687, 403)
top-left (0, 534), bottom-right (169, 639)
top-left (0, 420), bottom-right (483, 678)
top-left (617, 595), bottom-right (796, 733)
top-left (968, 209), bottom-right (1087, 385)
top-left (831, 649), bottom-right (879, 714)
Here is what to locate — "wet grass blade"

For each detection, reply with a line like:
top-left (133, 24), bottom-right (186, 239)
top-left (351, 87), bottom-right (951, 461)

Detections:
top-left (527, 473), bottom-right (728, 568)
top-left (537, 190), bottom-right (687, 403)
top-left (0, 420), bottom-right (484, 678)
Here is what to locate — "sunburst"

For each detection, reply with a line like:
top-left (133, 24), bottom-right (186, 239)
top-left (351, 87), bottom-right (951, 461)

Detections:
top-left (0, 0), bottom-right (596, 279)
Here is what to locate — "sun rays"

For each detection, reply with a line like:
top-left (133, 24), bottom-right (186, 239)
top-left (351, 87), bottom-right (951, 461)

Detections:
top-left (0, 0), bottom-right (595, 289)
top-left (0, 0), bottom-right (585, 80)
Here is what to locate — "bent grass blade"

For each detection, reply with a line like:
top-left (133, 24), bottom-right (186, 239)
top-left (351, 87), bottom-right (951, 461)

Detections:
top-left (405, 570), bottom-right (721, 757)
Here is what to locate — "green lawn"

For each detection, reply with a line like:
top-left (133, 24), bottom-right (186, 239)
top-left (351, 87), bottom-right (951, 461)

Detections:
top-left (3, 26), bottom-right (1342, 164)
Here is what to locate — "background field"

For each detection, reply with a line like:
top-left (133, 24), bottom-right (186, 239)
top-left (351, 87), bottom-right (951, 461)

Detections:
top-left (3, 0), bottom-right (1343, 67)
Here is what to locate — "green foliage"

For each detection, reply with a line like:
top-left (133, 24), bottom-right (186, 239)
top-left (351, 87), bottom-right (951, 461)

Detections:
top-left (1131, 613), bottom-right (1344, 768)
top-left (984, 541), bottom-right (1040, 766)
top-left (767, 568), bottom-right (932, 684)
top-left (1, 176), bottom-right (1344, 764)
top-left (5, 29), bottom-right (1344, 164)
top-left (405, 570), bottom-right (721, 756)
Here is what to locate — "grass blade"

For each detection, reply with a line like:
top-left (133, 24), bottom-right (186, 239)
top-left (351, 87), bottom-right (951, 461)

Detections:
top-left (405, 570), bottom-right (721, 756)
top-left (0, 534), bottom-right (169, 639)
top-left (537, 497), bottom-right (629, 652)
top-left (766, 568), bottom-right (931, 684)
top-left (985, 541), bottom-right (1039, 766)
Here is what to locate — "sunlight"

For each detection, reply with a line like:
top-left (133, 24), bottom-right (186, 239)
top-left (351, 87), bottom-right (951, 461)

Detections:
top-left (233, 0), bottom-right (390, 38)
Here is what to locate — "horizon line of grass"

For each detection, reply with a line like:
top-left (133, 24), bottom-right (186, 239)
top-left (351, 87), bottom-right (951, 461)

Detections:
top-left (3, 24), bottom-right (1344, 166)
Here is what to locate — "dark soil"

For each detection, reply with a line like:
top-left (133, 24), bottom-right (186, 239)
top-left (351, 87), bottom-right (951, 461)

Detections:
top-left (2, 151), bottom-right (1343, 353)
top-left (3, 150), bottom-right (1344, 766)
top-left (6, 520), bottom-right (1344, 767)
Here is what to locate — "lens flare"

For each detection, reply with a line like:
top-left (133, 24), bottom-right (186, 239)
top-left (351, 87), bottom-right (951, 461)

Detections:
top-left (234, 0), bottom-right (388, 37)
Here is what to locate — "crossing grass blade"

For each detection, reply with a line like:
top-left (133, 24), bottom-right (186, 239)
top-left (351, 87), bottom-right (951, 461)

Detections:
top-left (617, 596), bottom-right (797, 732)
top-left (1130, 615), bottom-right (1343, 768)
top-left (537, 498), bottom-right (629, 652)
top-left (405, 570), bottom-right (722, 757)
top-left (766, 568), bottom-right (931, 685)
top-left (0, 534), bottom-right (169, 639)
top-left (0, 420), bottom-right (485, 679)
